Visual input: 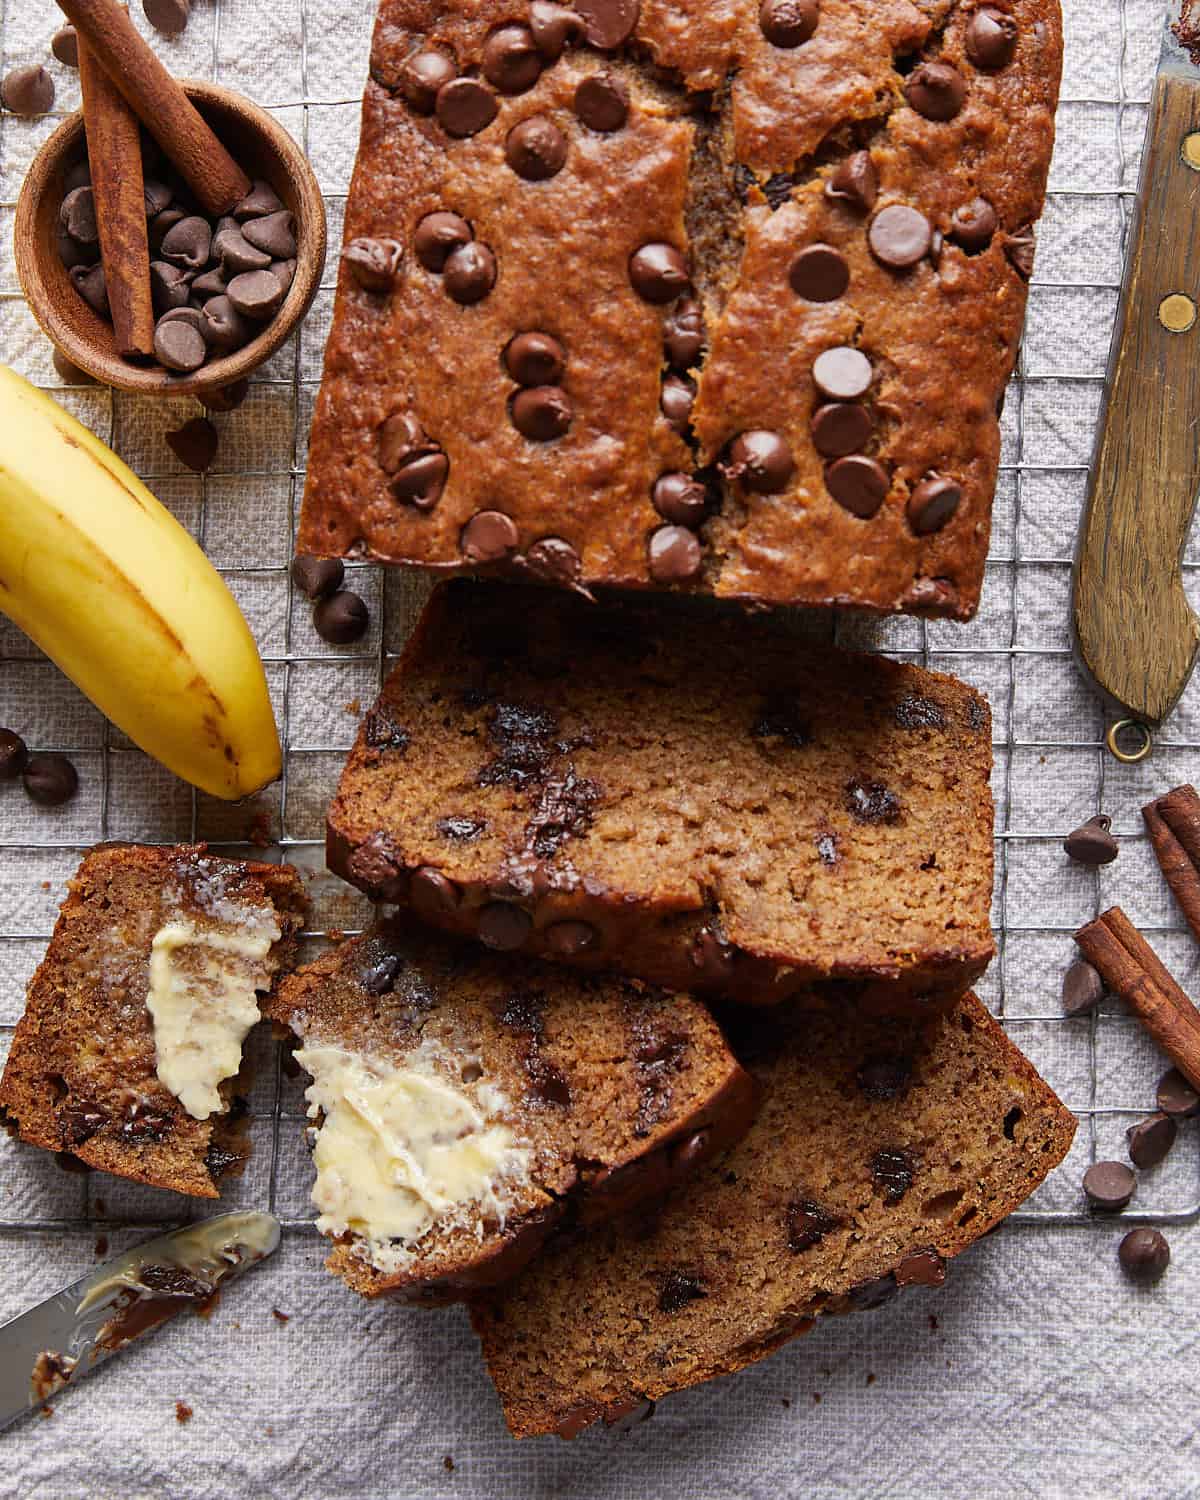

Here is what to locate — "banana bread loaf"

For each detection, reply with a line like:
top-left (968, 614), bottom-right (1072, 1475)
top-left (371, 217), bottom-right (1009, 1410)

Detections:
top-left (298, 0), bottom-right (1061, 619)
top-left (471, 990), bottom-right (1076, 1437)
top-left (327, 580), bottom-right (995, 1010)
top-left (0, 845), bottom-right (307, 1197)
top-left (263, 915), bottom-right (754, 1302)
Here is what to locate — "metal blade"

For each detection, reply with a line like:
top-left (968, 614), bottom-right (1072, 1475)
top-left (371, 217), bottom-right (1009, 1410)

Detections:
top-left (0, 1210), bottom-right (279, 1433)
top-left (1162, 0), bottom-right (1200, 78)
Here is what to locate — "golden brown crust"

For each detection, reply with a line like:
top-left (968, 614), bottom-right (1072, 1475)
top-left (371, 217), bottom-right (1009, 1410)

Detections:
top-left (327, 581), bottom-right (995, 1011)
top-left (299, 0), bottom-right (1062, 618)
top-left (471, 991), bottom-right (1077, 1437)
top-left (0, 844), bottom-right (307, 1198)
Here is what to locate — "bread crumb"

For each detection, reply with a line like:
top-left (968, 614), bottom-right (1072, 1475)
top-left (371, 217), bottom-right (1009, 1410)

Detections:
top-left (245, 812), bottom-right (272, 848)
top-left (40, 1405), bottom-right (53, 1419)
top-left (175, 1402), bottom-right (193, 1424)
top-left (264, 1425), bottom-right (275, 1437)
top-left (929, 1314), bottom-right (939, 1332)
top-left (94, 1234), bottom-right (108, 1258)
top-left (812, 1393), bottom-right (822, 1405)
top-left (443, 1456), bottom-right (455, 1472)
top-left (41, 881), bottom-right (51, 891)
top-left (780, 1397), bottom-right (790, 1409)
top-left (272, 1308), bottom-right (290, 1324)
top-left (345, 699), bottom-right (361, 715)
top-left (866, 1373), bottom-right (877, 1386)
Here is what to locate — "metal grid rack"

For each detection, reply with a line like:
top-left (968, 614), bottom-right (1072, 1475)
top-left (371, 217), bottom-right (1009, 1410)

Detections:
top-left (0, 0), bottom-right (1196, 1254)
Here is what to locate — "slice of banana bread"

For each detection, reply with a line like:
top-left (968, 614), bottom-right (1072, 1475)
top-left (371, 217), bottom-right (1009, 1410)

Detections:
top-left (328, 580), bottom-right (995, 1011)
top-left (263, 916), bottom-right (754, 1303)
top-left (0, 845), bottom-right (307, 1198)
top-left (471, 991), bottom-right (1076, 1438)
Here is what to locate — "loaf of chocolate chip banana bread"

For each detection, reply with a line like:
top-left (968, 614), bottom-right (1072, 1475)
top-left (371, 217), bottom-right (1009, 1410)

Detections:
top-left (263, 915), bottom-right (753, 1302)
top-left (0, 845), bottom-right (306, 1197)
top-left (327, 580), bottom-right (995, 1010)
top-left (471, 990), bottom-right (1076, 1437)
top-left (298, 0), bottom-right (1061, 618)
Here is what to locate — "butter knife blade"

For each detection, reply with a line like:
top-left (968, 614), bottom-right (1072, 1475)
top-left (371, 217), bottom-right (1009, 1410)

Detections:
top-left (0, 1210), bottom-right (279, 1433)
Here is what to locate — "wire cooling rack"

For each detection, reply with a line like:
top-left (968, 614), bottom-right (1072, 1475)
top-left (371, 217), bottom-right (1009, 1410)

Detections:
top-left (0, 0), bottom-right (1196, 1251)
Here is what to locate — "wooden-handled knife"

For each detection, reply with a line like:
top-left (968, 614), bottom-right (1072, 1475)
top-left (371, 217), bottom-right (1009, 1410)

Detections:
top-left (1073, 1), bottom-right (1200, 753)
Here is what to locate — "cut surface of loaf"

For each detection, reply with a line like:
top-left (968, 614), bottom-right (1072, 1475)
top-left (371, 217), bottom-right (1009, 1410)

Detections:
top-left (0, 845), bottom-right (307, 1198)
top-left (298, 0), bottom-right (1061, 619)
top-left (328, 580), bottom-right (995, 1010)
top-left (471, 991), bottom-right (1076, 1437)
top-left (263, 916), bottom-right (754, 1302)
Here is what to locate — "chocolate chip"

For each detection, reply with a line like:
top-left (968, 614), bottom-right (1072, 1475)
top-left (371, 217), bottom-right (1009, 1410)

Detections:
top-left (511, 385), bottom-right (573, 440)
top-left (378, 411), bottom-right (434, 473)
top-left (275, 257), bottom-right (296, 295)
top-left (214, 222), bottom-right (272, 274)
top-left (411, 866), bottom-right (461, 917)
top-left (648, 525), bottom-right (702, 583)
top-left (51, 26), bottom-right (79, 66)
top-left (828, 456), bottom-right (889, 518)
top-left (165, 417), bottom-right (218, 472)
top-left (337, 236), bottom-right (400, 294)
top-left (1004, 226), bottom-right (1036, 280)
top-left (812, 346), bottom-right (872, 401)
top-left (1127, 1113), bottom-right (1177, 1170)
top-left (907, 473), bottom-right (961, 535)
top-left (950, 197), bottom-right (997, 252)
top-left (56, 227), bottom-right (93, 272)
top-left (61, 187), bottom-right (98, 244)
top-left (412, 213), bottom-right (471, 275)
top-left (652, 472), bottom-right (707, 527)
top-left (574, 72), bottom-right (629, 131)
top-left (545, 919), bottom-right (598, 955)
top-left (201, 295), bottom-right (252, 353)
top-left (785, 1198), bottom-right (839, 1252)
top-left (234, 179), bottom-right (284, 221)
top-left (660, 374), bottom-right (695, 433)
top-left (159, 216), bottom-right (211, 274)
top-left (664, 297), bottom-right (705, 368)
top-left (848, 1273), bottom-right (898, 1310)
top-left (313, 591), bottom-right (369, 645)
top-left (574, 0), bottom-right (640, 48)
top-left (658, 1270), bottom-right (705, 1313)
top-left (144, 0), bottom-right (189, 34)
top-left (751, 698), bottom-right (809, 747)
top-left (479, 23), bottom-right (542, 93)
top-left (872, 1147), bottom-right (916, 1204)
top-left (504, 331), bottom-right (566, 386)
top-left (759, 0), bottom-right (819, 47)
top-left (391, 452), bottom-right (449, 510)
top-left (966, 6), bottom-right (1018, 69)
top-left (462, 510), bottom-right (519, 562)
top-left (895, 693), bottom-right (946, 730)
top-left (437, 816), bottom-right (485, 841)
top-left (71, 263), bottom-right (109, 318)
top-left (142, 178), bottom-right (172, 217)
top-left (506, 116), bottom-right (568, 180)
top-left (529, 0), bottom-right (587, 56)
top-left (291, 555), bottom-right (344, 600)
top-left (868, 204), bottom-right (932, 270)
top-left (722, 430), bottom-right (794, 493)
top-left (190, 384), bottom-right (244, 421)
top-left (154, 318), bottom-right (206, 373)
top-left (811, 401), bottom-right (872, 458)
top-left (895, 1249), bottom-right (946, 1287)
top-left (191, 266), bottom-right (228, 300)
top-left (905, 61), bottom-right (966, 121)
top-left (22, 753), bottom-right (78, 806)
top-left (1063, 814), bottom-right (1118, 865)
top-left (148, 207), bottom-right (186, 253)
top-left (360, 951), bottom-right (403, 996)
top-left (64, 159), bottom-right (92, 195)
top-left (227, 269), bottom-right (285, 320)
top-left (242, 210), bottom-right (296, 261)
top-left (401, 50), bottom-right (457, 113)
top-left (788, 243), bottom-right (849, 302)
top-left (149, 261), bottom-right (192, 316)
top-left (1119, 1227), bottom-right (1170, 1283)
top-left (1157, 1066), bottom-right (1200, 1119)
top-left (524, 537), bottom-right (583, 586)
top-left (825, 150), bottom-right (877, 212)
top-left (362, 706), bottom-right (409, 751)
top-left (1083, 1160), bottom-right (1135, 1212)
top-left (479, 901), bottom-right (532, 950)
top-left (0, 730), bottom-right (32, 792)
top-left (58, 1100), bottom-right (108, 1146)
top-left (846, 777), bottom-right (900, 823)
top-left (1062, 958), bottom-right (1104, 1017)
top-left (629, 243), bottom-right (690, 303)
top-left (436, 77), bottom-right (498, 138)
top-left (2, 64), bottom-right (54, 116)
top-left (443, 241), bottom-right (497, 303)
top-left (121, 1101), bottom-right (173, 1141)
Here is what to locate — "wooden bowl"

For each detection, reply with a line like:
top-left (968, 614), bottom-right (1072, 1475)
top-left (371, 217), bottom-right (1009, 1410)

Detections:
top-left (14, 80), bottom-right (326, 396)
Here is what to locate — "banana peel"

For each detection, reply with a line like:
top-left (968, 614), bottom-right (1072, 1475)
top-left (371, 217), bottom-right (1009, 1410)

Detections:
top-left (0, 365), bottom-right (280, 800)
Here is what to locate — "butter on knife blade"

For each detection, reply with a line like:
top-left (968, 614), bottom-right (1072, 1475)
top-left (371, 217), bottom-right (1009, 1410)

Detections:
top-left (0, 1210), bottom-right (279, 1432)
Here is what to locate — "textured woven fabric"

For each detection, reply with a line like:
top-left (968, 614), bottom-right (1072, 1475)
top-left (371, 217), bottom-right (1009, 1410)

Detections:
top-left (1, 0), bottom-right (1198, 1494)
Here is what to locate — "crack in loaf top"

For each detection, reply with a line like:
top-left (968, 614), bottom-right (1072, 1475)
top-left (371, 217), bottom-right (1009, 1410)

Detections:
top-left (299, 0), bottom-right (1062, 619)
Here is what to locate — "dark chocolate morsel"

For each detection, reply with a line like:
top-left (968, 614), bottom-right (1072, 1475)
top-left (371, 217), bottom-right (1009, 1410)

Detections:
top-left (511, 385), bottom-right (573, 440)
top-left (312, 591), bottom-right (370, 645)
top-left (647, 525), bottom-right (702, 584)
top-left (52, 26), bottom-right (80, 66)
top-left (443, 242), bottom-right (497, 304)
top-left (1127, 1113), bottom-right (1177, 1170)
top-left (812, 345), bottom-right (872, 400)
top-left (505, 116), bottom-right (568, 181)
top-left (1, 64), bottom-right (54, 116)
top-left (825, 150), bottom-right (877, 212)
top-left (827, 456), bottom-right (890, 518)
top-left (391, 451), bottom-right (449, 510)
top-left (652, 472), bottom-right (708, 527)
top-left (788, 243), bottom-right (849, 302)
top-left (905, 61), bottom-right (966, 121)
top-left (574, 72), bottom-right (629, 131)
top-left (414, 212), bottom-right (473, 273)
top-left (504, 331), bottom-right (566, 386)
top-left (811, 401), bottom-right (872, 458)
top-left (950, 197), bottom-right (997, 252)
top-left (22, 753), bottom-right (79, 805)
top-left (524, 537), bottom-right (583, 586)
top-left (660, 373), bottom-right (696, 432)
top-left (868, 204), bottom-right (933, 270)
top-left (529, 0), bottom-right (586, 57)
top-left (482, 24), bottom-right (543, 93)
top-left (629, 243), bottom-right (690, 303)
top-left (154, 318), bottom-right (207, 373)
top-left (1082, 1160), bottom-right (1135, 1212)
top-left (343, 237), bottom-right (403, 293)
top-left (436, 77), bottom-right (499, 138)
top-left (233, 178), bottom-right (284, 220)
top-left (461, 510), bottom-right (519, 561)
top-left (759, 0), bottom-right (819, 47)
top-left (664, 297), bottom-right (705, 368)
top-left (400, 51), bottom-right (457, 114)
top-left (544, 919), bottom-right (598, 955)
top-left (1157, 1066), bottom-right (1200, 1119)
top-left (722, 430), bottom-right (794, 493)
top-left (1062, 958), bottom-right (1104, 1017)
top-left (907, 473), bottom-right (962, 535)
top-left (165, 416), bottom-right (218, 472)
top-left (966, 7), bottom-right (1019, 69)
top-left (291, 555), bottom-right (345, 600)
top-left (573, 0), bottom-right (640, 49)
top-left (411, 866), bottom-right (462, 916)
top-left (227, 268), bottom-right (285, 320)
top-left (160, 215), bottom-right (212, 272)
top-left (0, 728), bottom-right (29, 780)
top-left (1118, 1228), bottom-right (1169, 1282)
top-left (478, 901), bottom-right (532, 950)
top-left (1063, 814), bottom-right (1118, 865)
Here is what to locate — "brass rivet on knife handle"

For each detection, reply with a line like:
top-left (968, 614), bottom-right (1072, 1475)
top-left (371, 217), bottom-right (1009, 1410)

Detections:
top-left (54, 0), bottom-right (251, 217)
top-left (77, 34), bottom-right (155, 360)
top-left (1073, 73), bottom-right (1200, 728)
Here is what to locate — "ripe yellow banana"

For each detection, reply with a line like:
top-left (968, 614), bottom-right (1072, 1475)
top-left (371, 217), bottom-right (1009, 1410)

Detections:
top-left (0, 365), bottom-right (280, 800)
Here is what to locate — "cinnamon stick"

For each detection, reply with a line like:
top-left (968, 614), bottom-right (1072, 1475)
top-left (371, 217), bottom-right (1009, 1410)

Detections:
top-left (1143, 787), bottom-right (1200, 945)
top-left (77, 36), bottom-right (154, 360)
top-left (55, 0), bottom-right (250, 217)
top-left (1076, 906), bottom-right (1200, 1091)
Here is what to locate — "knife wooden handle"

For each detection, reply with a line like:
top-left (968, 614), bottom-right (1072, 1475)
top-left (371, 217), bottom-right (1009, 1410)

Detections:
top-left (1074, 71), bottom-right (1200, 726)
